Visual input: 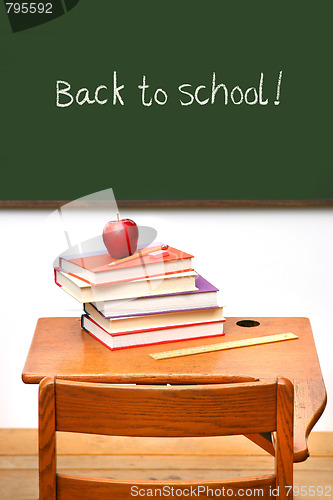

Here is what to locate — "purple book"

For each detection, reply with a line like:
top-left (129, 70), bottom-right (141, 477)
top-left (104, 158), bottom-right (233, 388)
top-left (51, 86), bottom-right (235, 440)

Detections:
top-left (85, 274), bottom-right (220, 319)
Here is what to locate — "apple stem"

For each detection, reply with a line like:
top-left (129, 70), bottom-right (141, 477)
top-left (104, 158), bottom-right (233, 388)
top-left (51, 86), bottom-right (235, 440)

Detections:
top-left (117, 213), bottom-right (119, 220)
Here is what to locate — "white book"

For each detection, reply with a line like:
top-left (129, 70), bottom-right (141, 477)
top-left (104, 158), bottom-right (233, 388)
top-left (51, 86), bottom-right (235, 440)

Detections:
top-left (92, 274), bottom-right (219, 317)
top-left (84, 302), bottom-right (224, 334)
top-left (55, 269), bottom-right (197, 303)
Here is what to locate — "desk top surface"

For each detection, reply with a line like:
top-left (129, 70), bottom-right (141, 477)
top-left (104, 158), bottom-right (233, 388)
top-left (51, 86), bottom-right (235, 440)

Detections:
top-left (22, 316), bottom-right (327, 462)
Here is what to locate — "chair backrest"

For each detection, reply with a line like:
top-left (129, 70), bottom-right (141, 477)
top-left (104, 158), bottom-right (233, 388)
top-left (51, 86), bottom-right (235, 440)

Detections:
top-left (39, 377), bottom-right (294, 499)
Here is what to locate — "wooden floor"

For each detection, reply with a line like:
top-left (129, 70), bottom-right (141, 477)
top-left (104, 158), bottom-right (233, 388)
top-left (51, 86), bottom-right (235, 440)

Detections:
top-left (0, 430), bottom-right (332, 499)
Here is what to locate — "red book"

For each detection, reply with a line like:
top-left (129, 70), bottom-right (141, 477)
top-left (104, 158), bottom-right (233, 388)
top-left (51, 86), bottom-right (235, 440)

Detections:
top-left (81, 314), bottom-right (225, 351)
top-left (59, 246), bottom-right (193, 285)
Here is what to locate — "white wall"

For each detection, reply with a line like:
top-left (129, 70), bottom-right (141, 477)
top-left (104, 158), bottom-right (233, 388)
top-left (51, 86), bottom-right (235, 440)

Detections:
top-left (1, 208), bottom-right (332, 430)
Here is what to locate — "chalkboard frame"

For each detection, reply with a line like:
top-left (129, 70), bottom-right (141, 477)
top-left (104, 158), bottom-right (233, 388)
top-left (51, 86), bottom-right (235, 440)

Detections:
top-left (1, 200), bottom-right (332, 209)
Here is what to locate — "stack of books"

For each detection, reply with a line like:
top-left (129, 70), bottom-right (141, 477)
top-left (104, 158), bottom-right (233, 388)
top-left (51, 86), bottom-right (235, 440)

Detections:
top-left (55, 245), bottom-right (225, 350)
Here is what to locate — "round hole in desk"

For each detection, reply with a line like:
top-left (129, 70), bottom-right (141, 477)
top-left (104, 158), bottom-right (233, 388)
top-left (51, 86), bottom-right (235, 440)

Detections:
top-left (236, 320), bottom-right (260, 327)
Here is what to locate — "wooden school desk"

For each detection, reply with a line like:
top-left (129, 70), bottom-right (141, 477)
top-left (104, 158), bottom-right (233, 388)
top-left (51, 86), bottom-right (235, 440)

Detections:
top-left (22, 316), bottom-right (327, 463)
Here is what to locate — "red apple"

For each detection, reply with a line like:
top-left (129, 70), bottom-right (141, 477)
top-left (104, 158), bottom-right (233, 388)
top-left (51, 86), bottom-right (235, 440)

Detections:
top-left (102, 216), bottom-right (138, 259)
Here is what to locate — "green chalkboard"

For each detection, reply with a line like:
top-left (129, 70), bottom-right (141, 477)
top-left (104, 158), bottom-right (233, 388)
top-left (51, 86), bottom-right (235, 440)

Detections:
top-left (1, 0), bottom-right (332, 203)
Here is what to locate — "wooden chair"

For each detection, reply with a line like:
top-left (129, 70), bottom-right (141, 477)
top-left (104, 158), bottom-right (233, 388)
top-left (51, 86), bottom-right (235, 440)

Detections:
top-left (38, 377), bottom-right (294, 499)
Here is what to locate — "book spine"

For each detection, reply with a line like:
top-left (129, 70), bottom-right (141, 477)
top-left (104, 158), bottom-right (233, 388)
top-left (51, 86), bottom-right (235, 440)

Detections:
top-left (54, 268), bottom-right (62, 287)
top-left (81, 314), bottom-right (87, 330)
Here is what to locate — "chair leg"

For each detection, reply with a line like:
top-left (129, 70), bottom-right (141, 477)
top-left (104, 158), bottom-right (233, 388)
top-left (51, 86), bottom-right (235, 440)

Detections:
top-left (39, 378), bottom-right (57, 500)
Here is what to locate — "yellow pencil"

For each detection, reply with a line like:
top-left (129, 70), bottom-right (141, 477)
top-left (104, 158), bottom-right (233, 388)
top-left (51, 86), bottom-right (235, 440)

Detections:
top-left (108, 244), bottom-right (168, 266)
